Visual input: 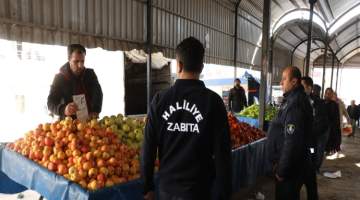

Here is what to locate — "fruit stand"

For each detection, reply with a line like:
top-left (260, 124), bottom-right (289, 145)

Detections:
top-left (0, 115), bottom-right (269, 199)
top-left (236, 104), bottom-right (278, 130)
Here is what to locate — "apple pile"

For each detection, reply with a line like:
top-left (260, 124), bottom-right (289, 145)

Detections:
top-left (6, 117), bottom-right (141, 191)
top-left (228, 113), bottom-right (265, 149)
top-left (99, 114), bottom-right (145, 150)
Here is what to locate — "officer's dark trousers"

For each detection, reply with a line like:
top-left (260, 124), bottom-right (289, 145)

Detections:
top-left (304, 160), bottom-right (319, 200)
top-left (275, 175), bottom-right (303, 200)
top-left (275, 162), bottom-right (318, 200)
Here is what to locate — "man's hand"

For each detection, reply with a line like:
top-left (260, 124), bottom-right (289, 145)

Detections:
top-left (275, 174), bottom-right (284, 182)
top-left (64, 102), bottom-right (78, 116)
top-left (144, 191), bottom-right (155, 200)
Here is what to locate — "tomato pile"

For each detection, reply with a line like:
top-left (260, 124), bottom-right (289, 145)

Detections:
top-left (228, 113), bottom-right (265, 149)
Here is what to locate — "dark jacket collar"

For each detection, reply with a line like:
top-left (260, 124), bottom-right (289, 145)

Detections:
top-left (283, 85), bottom-right (304, 99)
top-left (60, 62), bottom-right (84, 80)
top-left (174, 79), bottom-right (205, 87)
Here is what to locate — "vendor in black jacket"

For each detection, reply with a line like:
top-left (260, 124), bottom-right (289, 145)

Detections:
top-left (267, 66), bottom-right (313, 200)
top-left (141, 37), bottom-right (232, 200)
top-left (47, 44), bottom-right (103, 120)
top-left (228, 78), bottom-right (247, 113)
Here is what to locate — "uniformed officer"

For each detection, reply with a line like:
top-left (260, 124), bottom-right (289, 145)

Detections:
top-left (267, 66), bottom-right (313, 200)
top-left (141, 37), bottom-right (232, 200)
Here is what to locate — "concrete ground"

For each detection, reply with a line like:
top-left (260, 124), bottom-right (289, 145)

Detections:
top-left (233, 131), bottom-right (360, 200)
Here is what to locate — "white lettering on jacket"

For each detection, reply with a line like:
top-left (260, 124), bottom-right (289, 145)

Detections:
top-left (162, 99), bottom-right (203, 122)
top-left (162, 99), bottom-right (203, 134)
top-left (167, 122), bottom-right (200, 134)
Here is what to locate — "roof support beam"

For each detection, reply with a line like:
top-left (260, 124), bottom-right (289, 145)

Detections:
top-left (305, 0), bottom-right (317, 76)
top-left (259, 0), bottom-right (271, 131)
top-left (146, 0), bottom-right (153, 110)
top-left (233, 0), bottom-right (242, 78)
top-left (336, 35), bottom-right (360, 55)
top-left (324, 0), bottom-right (334, 19)
top-left (273, 0), bottom-right (284, 10)
top-left (289, 0), bottom-right (301, 8)
top-left (330, 52), bottom-right (335, 88)
top-left (335, 62), bottom-right (340, 92)
top-left (321, 36), bottom-right (328, 97)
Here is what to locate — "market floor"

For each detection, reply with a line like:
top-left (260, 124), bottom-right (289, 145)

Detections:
top-left (233, 131), bottom-right (360, 200)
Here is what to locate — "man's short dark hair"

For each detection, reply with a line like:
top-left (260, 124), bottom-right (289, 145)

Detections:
top-left (175, 37), bottom-right (204, 73)
top-left (68, 44), bottom-right (86, 58)
top-left (312, 84), bottom-right (321, 96)
top-left (301, 76), bottom-right (313, 87)
top-left (235, 78), bottom-right (241, 83)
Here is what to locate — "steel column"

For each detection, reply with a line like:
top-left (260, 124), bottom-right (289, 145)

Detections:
top-left (268, 38), bottom-right (274, 104)
top-left (330, 52), bottom-right (335, 88)
top-left (335, 61), bottom-right (340, 92)
top-left (146, 0), bottom-right (153, 111)
top-left (304, 0), bottom-right (317, 76)
top-left (321, 36), bottom-right (328, 98)
top-left (234, 0), bottom-right (241, 79)
top-left (258, 0), bottom-right (271, 130)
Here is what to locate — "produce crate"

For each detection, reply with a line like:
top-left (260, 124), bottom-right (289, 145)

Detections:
top-left (0, 146), bottom-right (144, 200)
top-left (124, 56), bottom-right (171, 116)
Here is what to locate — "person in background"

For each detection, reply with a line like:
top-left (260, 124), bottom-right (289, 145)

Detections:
top-left (267, 66), bottom-right (313, 200)
top-left (301, 77), bottom-right (330, 199)
top-left (311, 84), bottom-right (330, 170)
top-left (141, 37), bottom-right (232, 200)
top-left (324, 88), bottom-right (341, 154)
top-left (357, 103), bottom-right (360, 127)
top-left (347, 100), bottom-right (359, 137)
top-left (332, 92), bottom-right (350, 132)
top-left (47, 44), bottom-right (103, 120)
top-left (228, 78), bottom-right (247, 113)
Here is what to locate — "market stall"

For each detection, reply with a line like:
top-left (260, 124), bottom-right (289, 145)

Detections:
top-left (0, 138), bottom-right (268, 199)
top-left (235, 104), bottom-right (278, 130)
top-left (0, 115), bottom-right (269, 199)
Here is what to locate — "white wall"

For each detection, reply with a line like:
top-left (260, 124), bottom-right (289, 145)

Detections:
top-left (0, 40), bottom-right (125, 142)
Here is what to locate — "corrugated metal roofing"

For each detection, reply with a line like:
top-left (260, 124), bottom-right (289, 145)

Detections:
top-left (0, 0), bottom-right (264, 69)
top-left (0, 0), bottom-right (146, 50)
top-left (0, 0), bottom-right (359, 67)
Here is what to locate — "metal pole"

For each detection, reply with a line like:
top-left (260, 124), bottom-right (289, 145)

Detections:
top-left (335, 61), bottom-right (340, 92)
top-left (305, 0), bottom-right (317, 76)
top-left (330, 52), bottom-right (335, 88)
top-left (234, 0), bottom-right (241, 79)
top-left (146, 0), bottom-right (153, 112)
top-left (268, 38), bottom-right (274, 104)
top-left (321, 37), bottom-right (328, 98)
top-left (258, 0), bottom-right (271, 130)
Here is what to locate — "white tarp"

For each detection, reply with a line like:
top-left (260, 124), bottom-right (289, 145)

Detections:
top-left (124, 49), bottom-right (171, 70)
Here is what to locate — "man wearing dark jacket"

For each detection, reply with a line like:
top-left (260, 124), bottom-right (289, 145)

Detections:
top-left (228, 78), bottom-right (247, 112)
top-left (301, 77), bottom-right (327, 200)
top-left (310, 84), bottom-right (330, 170)
top-left (47, 44), bottom-right (103, 120)
top-left (141, 37), bottom-right (232, 200)
top-left (267, 67), bottom-right (313, 200)
top-left (347, 100), bottom-right (359, 137)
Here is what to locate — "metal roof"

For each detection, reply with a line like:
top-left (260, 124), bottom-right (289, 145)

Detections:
top-left (0, 0), bottom-right (359, 67)
top-left (235, 0), bottom-right (360, 64)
